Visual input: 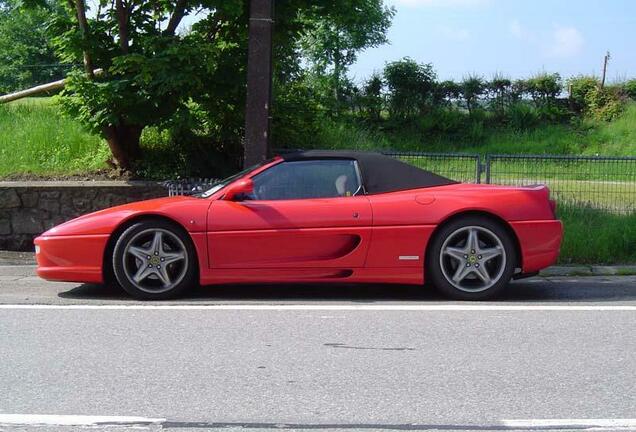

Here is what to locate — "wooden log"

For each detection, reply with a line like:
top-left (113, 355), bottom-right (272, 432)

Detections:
top-left (0, 69), bottom-right (103, 104)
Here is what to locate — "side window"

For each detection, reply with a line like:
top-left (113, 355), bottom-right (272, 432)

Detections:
top-left (251, 160), bottom-right (362, 200)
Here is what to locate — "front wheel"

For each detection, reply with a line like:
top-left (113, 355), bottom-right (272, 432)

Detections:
top-left (112, 220), bottom-right (197, 300)
top-left (426, 216), bottom-right (517, 300)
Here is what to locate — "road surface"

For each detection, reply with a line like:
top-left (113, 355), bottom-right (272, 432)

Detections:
top-left (0, 265), bottom-right (635, 431)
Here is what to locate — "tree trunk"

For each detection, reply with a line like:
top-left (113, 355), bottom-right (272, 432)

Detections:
top-left (103, 124), bottom-right (143, 171)
top-left (116, 0), bottom-right (129, 53)
top-left (74, 0), bottom-right (95, 79)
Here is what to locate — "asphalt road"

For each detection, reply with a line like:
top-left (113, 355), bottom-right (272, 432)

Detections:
top-left (0, 265), bottom-right (635, 432)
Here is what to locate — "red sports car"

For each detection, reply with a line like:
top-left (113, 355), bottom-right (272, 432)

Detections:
top-left (34, 151), bottom-right (562, 300)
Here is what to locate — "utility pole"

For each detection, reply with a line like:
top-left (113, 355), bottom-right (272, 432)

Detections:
top-left (601, 51), bottom-right (611, 89)
top-left (244, 0), bottom-right (274, 167)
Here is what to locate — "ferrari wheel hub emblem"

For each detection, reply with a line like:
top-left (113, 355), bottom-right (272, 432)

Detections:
top-left (149, 256), bottom-right (161, 266)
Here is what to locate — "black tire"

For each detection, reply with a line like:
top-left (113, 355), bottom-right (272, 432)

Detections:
top-left (426, 215), bottom-right (517, 301)
top-left (112, 220), bottom-right (197, 300)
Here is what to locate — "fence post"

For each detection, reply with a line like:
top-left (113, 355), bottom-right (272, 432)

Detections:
top-left (485, 154), bottom-right (492, 184)
top-left (475, 155), bottom-right (482, 184)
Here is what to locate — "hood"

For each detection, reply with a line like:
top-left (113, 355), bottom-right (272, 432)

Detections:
top-left (40, 195), bottom-right (209, 237)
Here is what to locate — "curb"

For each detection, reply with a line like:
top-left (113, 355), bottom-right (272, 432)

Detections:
top-left (0, 251), bottom-right (35, 266)
top-left (539, 265), bottom-right (636, 277)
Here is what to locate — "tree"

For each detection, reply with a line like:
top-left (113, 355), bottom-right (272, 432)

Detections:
top-left (525, 72), bottom-right (563, 108)
top-left (360, 73), bottom-right (384, 121)
top-left (488, 75), bottom-right (511, 117)
top-left (27, 0), bottom-right (395, 171)
top-left (434, 80), bottom-right (460, 107)
top-left (384, 57), bottom-right (436, 119)
top-left (0, 0), bottom-right (66, 94)
top-left (36, 0), bottom-right (230, 170)
top-left (460, 75), bottom-right (485, 115)
top-left (299, 1), bottom-right (394, 111)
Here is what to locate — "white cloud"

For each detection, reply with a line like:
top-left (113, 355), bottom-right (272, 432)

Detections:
top-left (548, 26), bottom-right (584, 57)
top-left (438, 25), bottom-right (471, 42)
top-left (390, 0), bottom-right (492, 8)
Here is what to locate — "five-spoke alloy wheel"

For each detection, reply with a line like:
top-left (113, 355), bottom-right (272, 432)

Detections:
top-left (427, 216), bottom-right (516, 300)
top-left (112, 220), bottom-right (197, 300)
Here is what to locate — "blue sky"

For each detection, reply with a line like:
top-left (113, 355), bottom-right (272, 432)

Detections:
top-left (349, 0), bottom-right (636, 83)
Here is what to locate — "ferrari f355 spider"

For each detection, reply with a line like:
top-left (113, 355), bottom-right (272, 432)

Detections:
top-left (35, 151), bottom-right (562, 300)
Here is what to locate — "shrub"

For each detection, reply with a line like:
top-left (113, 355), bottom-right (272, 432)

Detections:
top-left (623, 79), bottom-right (636, 101)
top-left (507, 102), bottom-right (539, 130)
top-left (584, 86), bottom-right (625, 122)
top-left (416, 107), bottom-right (466, 135)
top-left (568, 75), bottom-right (599, 113)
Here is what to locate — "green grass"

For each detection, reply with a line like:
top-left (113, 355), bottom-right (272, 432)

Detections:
top-left (0, 97), bottom-right (110, 177)
top-left (558, 204), bottom-right (636, 264)
top-left (1, 98), bottom-right (636, 264)
top-left (311, 103), bottom-right (636, 157)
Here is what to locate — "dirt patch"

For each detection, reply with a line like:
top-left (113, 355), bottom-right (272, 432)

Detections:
top-left (0, 169), bottom-right (137, 182)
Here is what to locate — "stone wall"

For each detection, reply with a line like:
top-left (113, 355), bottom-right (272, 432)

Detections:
top-left (0, 181), bottom-right (168, 251)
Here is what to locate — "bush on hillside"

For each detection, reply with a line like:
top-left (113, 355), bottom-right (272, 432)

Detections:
top-left (568, 76), bottom-right (599, 113)
top-left (460, 75), bottom-right (486, 115)
top-left (623, 79), bottom-right (636, 101)
top-left (585, 86), bottom-right (625, 122)
top-left (525, 73), bottom-right (563, 108)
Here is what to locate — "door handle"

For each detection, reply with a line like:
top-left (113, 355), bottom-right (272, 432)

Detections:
top-left (352, 212), bottom-right (359, 219)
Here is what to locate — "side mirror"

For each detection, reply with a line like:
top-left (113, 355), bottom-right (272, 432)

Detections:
top-left (223, 178), bottom-right (254, 201)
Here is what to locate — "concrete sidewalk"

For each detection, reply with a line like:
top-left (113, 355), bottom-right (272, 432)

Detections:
top-left (2, 250), bottom-right (635, 277)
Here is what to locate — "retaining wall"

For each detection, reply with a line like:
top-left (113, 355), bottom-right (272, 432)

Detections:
top-left (0, 181), bottom-right (167, 251)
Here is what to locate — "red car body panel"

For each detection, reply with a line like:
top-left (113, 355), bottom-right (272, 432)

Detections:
top-left (34, 157), bottom-right (563, 288)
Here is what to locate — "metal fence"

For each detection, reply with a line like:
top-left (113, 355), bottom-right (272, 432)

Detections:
top-left (382, 151), bottom-right (482, 184)
top-left (485, 154), bottom-right (636, 213)
top-left (164, 178), bottom-right (219, 197)
top-left (165, 152), bottom-right (636, 213)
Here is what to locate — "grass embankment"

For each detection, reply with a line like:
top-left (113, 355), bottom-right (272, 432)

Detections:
top-left (0, 98), bottom-right (110, 177)
top-left (559, 205), bottom-right (636, 265)
top-left (313, 103), bottom-right (636, 156)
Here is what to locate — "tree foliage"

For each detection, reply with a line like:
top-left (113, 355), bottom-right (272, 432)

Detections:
top-left (299, 1), bottom-right (393, 110)
top-left (20, 0), bottom-right (394, 170)
top-left (0, 0), bottom-right (66, 93)
top-left (525, 72), bottom-right (562, 108)
top-left (460, 75), bottom-right (485, 115)
top-left (384, 57), bottom-right (436, 119)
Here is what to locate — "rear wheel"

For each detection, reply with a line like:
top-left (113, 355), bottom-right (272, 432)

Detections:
top-left (426, 216), bottom-right (516, 300)
top-left (112, 220), bottom-right (197, 300)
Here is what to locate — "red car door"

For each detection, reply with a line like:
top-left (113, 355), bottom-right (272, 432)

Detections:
top-left (207, 159), bottom-right (372, 269)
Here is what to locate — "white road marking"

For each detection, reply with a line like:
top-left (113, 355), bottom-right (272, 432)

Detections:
top-left (0, 304), bottom-right (635, 311)
top-left (502, 418), bottom-right (636, 430)
top-left (1, 416), bottom-right (635, 430)
top-left (0, 414), bottom-right (165, 426)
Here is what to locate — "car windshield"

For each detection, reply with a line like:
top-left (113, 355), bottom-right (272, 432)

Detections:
top-left (198, 159), bottom-right (274, 198)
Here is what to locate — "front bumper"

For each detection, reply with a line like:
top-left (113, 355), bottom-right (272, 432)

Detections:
top-left (34, 234), bottom-right (109, 283)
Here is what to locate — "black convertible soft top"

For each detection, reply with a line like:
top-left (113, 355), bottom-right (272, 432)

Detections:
top-left (281, 150), bottom-right (457, 194)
